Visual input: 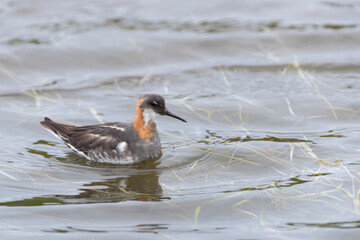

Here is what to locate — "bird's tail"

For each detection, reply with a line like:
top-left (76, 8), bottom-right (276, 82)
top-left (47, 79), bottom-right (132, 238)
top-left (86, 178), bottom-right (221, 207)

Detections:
top-left (40, 117), bottom-right (73, 140)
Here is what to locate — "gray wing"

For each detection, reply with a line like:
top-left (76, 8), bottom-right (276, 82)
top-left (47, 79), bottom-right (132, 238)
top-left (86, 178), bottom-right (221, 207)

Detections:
top-left (41, 118), bottom-right (131, 160)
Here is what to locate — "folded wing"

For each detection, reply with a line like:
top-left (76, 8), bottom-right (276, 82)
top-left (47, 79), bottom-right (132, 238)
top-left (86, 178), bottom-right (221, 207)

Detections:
top-left (40, 117), bottom-right (131, 161)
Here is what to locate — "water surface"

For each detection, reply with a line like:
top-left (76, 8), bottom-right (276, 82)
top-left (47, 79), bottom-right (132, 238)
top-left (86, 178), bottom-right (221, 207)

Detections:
top-left (1, 0), bottom-right (360, 239)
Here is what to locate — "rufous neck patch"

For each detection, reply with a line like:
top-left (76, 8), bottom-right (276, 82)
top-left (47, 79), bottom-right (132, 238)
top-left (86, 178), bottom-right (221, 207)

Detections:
top-left (133, 98), bottom-right (154, 140)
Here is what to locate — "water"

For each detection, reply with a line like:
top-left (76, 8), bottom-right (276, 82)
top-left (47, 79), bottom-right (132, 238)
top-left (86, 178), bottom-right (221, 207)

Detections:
top-left (1, 0), bottom-right (360, 239)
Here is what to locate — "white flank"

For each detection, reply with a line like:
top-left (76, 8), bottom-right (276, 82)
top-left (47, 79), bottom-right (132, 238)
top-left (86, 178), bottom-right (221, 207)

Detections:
top-left (116, 142), bottom-right (128, 153)
top-left (143, 108), bottom-right (160, 125)
top-left (43, 127), bottom-right (63, 140)
top-left (66, 143), bottom-right (91, 160)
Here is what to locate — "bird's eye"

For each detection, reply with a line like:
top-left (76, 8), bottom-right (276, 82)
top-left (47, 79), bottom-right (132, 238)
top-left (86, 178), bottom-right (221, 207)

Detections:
top-left (150, 101), bottom-right (157, 106)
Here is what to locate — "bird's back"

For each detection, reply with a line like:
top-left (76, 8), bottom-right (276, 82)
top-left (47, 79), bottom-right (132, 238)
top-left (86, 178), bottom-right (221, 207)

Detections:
top-left (40, 117), bottom-right (162, 164)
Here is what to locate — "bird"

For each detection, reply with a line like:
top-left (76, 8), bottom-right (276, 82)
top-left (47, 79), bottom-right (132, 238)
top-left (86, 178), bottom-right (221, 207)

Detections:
top-left (40, 94), bottom-right (187, 164)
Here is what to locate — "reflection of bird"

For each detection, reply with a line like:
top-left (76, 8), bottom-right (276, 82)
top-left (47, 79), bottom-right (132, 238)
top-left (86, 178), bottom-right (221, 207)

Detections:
top-left (40, 94), bottom-right (187, 164)
top-left (57, 160), bottom-right (165, 204)
top-left (0, 159), bottom-right (166, 205)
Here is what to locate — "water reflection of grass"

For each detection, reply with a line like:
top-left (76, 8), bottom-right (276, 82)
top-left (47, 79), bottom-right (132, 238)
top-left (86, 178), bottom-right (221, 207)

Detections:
top-left (183, 163), bottom-right (360, 228)
top-left (161, 28), bottom-right (360, 230)
top-left (168, 128), bottom-right (360, 229)
top-left (0, 197), bottom-right (64, 207)
top-left (287, 220), bottom-right (360, 229)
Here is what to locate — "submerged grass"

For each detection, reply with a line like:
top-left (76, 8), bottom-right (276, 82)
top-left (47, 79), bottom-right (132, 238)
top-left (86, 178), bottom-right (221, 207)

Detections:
top-left (162, 28), bottom-right (360, 229)
top-left (162, 134), bottom-right (360, 227)
top-left (185, 147), bottom-right (261, 166)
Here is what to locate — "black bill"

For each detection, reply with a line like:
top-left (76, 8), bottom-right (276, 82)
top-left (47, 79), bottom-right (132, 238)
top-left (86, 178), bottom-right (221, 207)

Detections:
top-left (165, 110), bottom-right (187, 123)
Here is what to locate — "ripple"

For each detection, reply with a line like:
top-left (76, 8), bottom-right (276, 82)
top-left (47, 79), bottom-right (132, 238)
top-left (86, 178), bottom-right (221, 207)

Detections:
top-left (36, 18), bottom-right (359, 35)
top-left (6, 38), bottom-right (51, 46)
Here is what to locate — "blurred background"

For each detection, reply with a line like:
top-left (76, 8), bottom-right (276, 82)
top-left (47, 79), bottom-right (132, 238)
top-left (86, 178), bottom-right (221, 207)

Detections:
top-left (1, 0), bottom-right (360, 239)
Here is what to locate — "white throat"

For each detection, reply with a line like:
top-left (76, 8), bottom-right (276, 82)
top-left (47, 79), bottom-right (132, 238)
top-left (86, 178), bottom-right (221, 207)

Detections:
top-left (143, 108), bottom-right (160, 125)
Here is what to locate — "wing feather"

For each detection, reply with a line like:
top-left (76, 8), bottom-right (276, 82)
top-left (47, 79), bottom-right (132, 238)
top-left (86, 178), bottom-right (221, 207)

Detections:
top-left (41, 118), bottom-right (131, 160)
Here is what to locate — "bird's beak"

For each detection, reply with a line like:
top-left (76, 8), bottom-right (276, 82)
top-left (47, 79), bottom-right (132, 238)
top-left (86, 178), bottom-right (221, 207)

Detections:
top-left (165, 110), bottom-right (187, 123)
